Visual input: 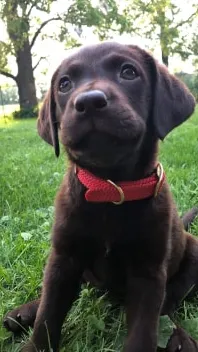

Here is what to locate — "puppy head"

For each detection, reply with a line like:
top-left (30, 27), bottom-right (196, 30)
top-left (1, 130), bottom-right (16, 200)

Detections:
top-left (37, 42), bottom-right (195, 172)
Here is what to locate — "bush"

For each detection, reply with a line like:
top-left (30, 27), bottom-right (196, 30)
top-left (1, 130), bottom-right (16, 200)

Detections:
top-left (12, 106), bottom-right (39, 119)
top-left (176, 72), bottom-right (198, 101)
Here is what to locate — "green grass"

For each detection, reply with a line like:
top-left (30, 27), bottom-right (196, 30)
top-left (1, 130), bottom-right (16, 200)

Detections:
top-left (0, 110), bottom-right (198, 351)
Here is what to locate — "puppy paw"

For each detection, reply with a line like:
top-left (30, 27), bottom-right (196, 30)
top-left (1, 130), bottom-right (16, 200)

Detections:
top-left (3, 300), bottom-right (39, 334)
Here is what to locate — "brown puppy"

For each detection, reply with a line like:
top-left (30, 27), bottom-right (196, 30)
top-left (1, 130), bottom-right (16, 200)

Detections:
top-left (4, 42), bottom-right (198, 352)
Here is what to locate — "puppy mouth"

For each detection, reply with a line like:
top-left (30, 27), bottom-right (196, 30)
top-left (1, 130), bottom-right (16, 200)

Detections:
top-left (61, 109), bottom-right (145, 168)
top-left (62, 106), bottom-right (145, 147)
top-left (65, 131), bottom-right (141, 169)
top-left (67, 131), bottom-right (123, 154)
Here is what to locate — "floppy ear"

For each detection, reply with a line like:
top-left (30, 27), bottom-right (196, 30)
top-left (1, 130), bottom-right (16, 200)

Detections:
top-left (152, 62), bottom-right (196, 140)
top-left (37, 74), bottom-right (60, 157)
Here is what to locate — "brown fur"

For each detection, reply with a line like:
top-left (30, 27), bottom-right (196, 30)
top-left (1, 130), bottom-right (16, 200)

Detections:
top-left (4, 42), bottom-right (198, 352)
top-left (158, 326), bottom-right (198, 351)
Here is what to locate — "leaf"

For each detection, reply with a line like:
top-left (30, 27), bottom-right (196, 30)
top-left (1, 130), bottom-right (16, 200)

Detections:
top-left (0, 215), bottom-right (10, 224)
top-left (20, 232), bottom-right (32, 241)
top-left (89, 314), bottom-right (105, 331)
top-left (158, 315), bottom-right (176, 348)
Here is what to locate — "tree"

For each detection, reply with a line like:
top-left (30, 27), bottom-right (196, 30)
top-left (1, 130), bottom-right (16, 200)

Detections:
top-left (0, 0), bottom-right (123, 114)
top-left (0, 0), bottom-right (61, 111)
top-left (120, 0), bottom-right (198, 66)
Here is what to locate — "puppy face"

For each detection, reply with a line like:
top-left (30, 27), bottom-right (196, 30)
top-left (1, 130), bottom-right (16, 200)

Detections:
top-left (57, 43), bottom-right (151, 168)
top-left (38, 42), bottom-right (195, 171)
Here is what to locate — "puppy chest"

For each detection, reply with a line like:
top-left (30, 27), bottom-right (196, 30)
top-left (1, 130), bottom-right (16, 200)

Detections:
top-left (86, 243), bottom-right (128, 299)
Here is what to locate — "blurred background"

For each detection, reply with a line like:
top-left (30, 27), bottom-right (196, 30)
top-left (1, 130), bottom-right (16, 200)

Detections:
top-left (0, 0), bottom-right (198, 119)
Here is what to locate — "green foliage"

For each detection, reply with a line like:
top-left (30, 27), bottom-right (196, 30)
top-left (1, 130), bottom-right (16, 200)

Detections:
top-left (67, 0), bottom-right (102, 27)
top-left (0, 0), bottom-right (55, 18)
top-left (1, 2), bottom-right (28, 52)
top-left (59, 0), bottom-right (126, 42)
top-left (176, 72), bottom-right (198, 101)
top-left (0, 1), bottom-right (60, 110)
top-left (0, 0), bottom-right (124, 101)
top-left (12, 106), bottom-right (39, 119)
top-left (120, 0), bottom-right (198, 64)
top-left (0, 0), bottom-right (57, 54)
top-left (61, 288), bottom-right (126, 351)
top-left (94, 0), bottom-right (127, 40)
top-left (0, 41), bottom-right (10, 70)
top-left (0, 0), bottom-right (124, 74)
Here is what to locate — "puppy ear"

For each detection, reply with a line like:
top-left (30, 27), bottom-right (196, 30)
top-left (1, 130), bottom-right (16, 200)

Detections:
top-left (37, 73), bottom-right (60, 157)
top-left (152, 62), bottom-right (195, 140)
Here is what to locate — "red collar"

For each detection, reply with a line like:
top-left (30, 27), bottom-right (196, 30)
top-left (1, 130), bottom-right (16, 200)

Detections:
top-left (75, 163), bottom-right (165, 205)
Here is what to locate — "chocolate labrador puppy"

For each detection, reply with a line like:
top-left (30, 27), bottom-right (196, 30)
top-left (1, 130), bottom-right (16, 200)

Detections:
top-left (4, 42), bottom-right (198, 352)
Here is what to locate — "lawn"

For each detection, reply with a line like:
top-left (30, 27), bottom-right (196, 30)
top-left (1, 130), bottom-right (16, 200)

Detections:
top-left (0, 110), bottom-right (198, 351)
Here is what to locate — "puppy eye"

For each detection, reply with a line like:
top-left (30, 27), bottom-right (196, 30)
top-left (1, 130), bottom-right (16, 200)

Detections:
top-left (120, 64), bottom-right (138, 80)
top-left (58, 76), bottom-right (72, 93)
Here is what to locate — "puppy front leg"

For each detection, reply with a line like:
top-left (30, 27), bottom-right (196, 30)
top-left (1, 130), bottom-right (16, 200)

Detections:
top-left (124, 267), bottom-right (166, 352)
top-left (22, 249), bottom-right (83, 352)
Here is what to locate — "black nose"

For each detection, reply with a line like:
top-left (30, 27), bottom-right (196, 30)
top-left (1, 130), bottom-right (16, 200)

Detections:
top-left (74, 90), bottom-right (108, 113)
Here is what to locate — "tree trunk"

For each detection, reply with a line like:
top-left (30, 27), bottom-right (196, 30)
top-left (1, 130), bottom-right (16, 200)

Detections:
top-left (15, 39), bottom-right (37, 111)
top-left (162, 51), bottom-right (169, 67)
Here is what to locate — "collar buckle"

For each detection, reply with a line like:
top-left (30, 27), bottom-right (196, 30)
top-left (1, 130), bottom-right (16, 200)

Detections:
top-left (107, 179), bottom-right (125, 205)
top-left (154, 163), bottom-right (164, 197)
